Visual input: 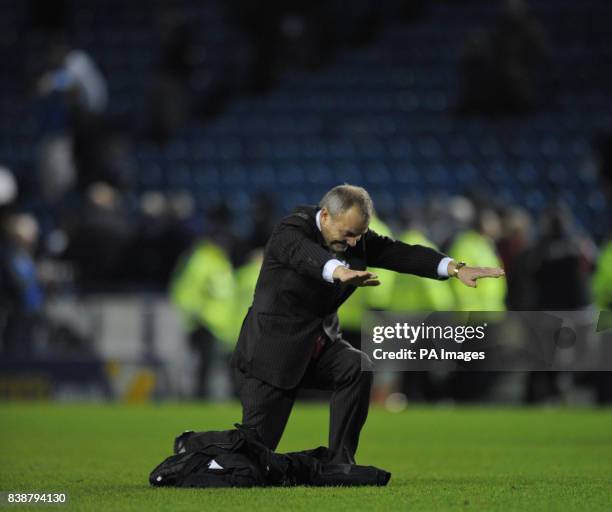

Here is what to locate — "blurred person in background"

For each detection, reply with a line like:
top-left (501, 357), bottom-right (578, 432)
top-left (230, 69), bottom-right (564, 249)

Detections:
top-left (229, 0), bottom-right (330, 92)
top-left (228, 199), bottom-right (277, 395)
top-left (74, 129), bottom-right (135, 192)
top-left (589, 130), bottom-right (612, 403)
top-left (591, 234), bottom-right (612, 404)
top-left (164, 191), bottom-right (200, 277)
top-left (36, 129), bottom-right (77, 205)
top-left (0, 168), bottom-right (43, 355)
top-left (247, 192), bottom-right (279, 256)
top-left (445, 197), bottom-right (507, 312)
top-left (34, 44), bottom-right (76, 205)
top-left (205, 201), bottom-right (245, 268)
top-left (0, 212), bottom-right (44, 356)
top-left (170, 229), bottom-right (237, 399)
top-left (128, 191), bottom-right (171, 285)
top-left (37, 43), bottom-right (108, 116)
top-left (36, 41), bottom-right (116, 202)
top-left (391, 211), bottom-right (456, 313)
top-left (497, 206), bottom-right (535, 310)
top-left (230, 192), bottom-right (280, 269)
top-left (592, 131), bottom-right (612, 311)
top-left (530, 203), bottom-right (595, 311)
top-left (458, 0), bottom-right (549, 115)
top-left (62, 182), bottom-right (134, 288)
top-left (128, 190), bottom-right (198, 287)
top-left (229, 0), bottom-right (383, 93)
top-left (390, 212), bottom-right (456, 403)
top-left (524, 203), bottom-right (597, 403)
top-left (147, 6), bottom-right (193, 145)
top-left (443, 197), bottom-right (507, 401)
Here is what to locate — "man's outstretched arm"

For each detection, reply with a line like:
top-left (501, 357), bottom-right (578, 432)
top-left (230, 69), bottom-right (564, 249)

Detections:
top-left (364, 229), bottom-right (450, 278)
top-left (363, 229), bottom-right (504, 286)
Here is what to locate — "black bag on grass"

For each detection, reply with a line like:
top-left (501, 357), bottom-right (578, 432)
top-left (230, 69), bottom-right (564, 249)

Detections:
top-left (149, 423), bottom-right (391, 488)
top-left (283, 446), bottom-right (391, 487)
top-left (149, 451), bottom-right (266, 488)
top-left (151, 424), bottom-right (286, 488)
top-left (173, 423), bottom-right (291, 485)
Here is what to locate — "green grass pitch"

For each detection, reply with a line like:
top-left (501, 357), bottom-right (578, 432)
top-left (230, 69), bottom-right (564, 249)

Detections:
top-left (1, 402), bottom-right (611, 511)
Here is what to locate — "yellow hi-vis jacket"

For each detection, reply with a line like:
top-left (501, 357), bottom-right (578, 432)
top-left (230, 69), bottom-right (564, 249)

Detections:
top-left (593, 240), bottom-right (612, 309)
top-left (170, 240), bottom-right (237, 347)
top-left (387, 229), bottom-right (456, 311)
top-left (234, 250), bottom-right (264, 337)
top-left (448, 230), bottom-right (506, 311)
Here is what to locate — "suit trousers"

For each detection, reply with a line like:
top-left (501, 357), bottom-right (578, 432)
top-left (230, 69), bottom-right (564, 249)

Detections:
top-left (233, 337), bottom-right (373, 464)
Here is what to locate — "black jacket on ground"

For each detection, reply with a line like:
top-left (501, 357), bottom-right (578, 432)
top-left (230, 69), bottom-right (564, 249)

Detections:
top-left (230, 205), bottom-right (448, 389)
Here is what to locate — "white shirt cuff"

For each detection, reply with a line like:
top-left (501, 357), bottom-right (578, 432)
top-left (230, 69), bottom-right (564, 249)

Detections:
top-left (437, 257), bottom-right (453, 277)
top-left (322, 259), bottom-right (346, 283)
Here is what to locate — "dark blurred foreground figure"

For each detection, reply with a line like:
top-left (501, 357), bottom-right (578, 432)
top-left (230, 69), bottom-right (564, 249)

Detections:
top-left (231, 185), bottom-right (504, 464)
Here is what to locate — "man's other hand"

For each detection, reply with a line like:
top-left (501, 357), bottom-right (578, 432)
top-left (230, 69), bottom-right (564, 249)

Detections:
top-left (456, 266), bottom-right (505, 288)
top-left (332, 267), bottom-right (380, 287)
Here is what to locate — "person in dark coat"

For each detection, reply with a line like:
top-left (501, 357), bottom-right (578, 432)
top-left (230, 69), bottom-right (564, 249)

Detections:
top-left (231, 185), bottom-right (504, 463)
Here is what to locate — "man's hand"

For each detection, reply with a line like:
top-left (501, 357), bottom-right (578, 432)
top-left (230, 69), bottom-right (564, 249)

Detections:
top-left (453, 264), bottom-right (505, 288)
top-left (332, 266), bottom-right (380, 287)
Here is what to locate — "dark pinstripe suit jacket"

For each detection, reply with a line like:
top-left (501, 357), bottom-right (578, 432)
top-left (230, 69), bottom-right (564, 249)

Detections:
top-left (230, 205), bottom-right (448, 389)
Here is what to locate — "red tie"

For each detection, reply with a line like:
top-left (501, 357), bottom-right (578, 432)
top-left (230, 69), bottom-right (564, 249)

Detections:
top-left (312, 334), bottom-right (326, 360)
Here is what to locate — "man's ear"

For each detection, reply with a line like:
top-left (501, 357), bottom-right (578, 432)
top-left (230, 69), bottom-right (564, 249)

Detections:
top-left (320, 207), bottom-right (329, 225)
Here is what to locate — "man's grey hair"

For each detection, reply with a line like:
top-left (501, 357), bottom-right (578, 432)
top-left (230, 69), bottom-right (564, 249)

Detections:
top-left (319, 184), bottom-right (374, 222)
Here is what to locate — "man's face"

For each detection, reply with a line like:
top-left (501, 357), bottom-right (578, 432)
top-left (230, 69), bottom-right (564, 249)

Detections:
top-left (320, 206), bottom-right (369, 254)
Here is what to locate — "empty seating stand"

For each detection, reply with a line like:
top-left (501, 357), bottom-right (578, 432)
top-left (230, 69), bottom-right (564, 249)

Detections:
top-left (0, 0), bottom-right (610, 239)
